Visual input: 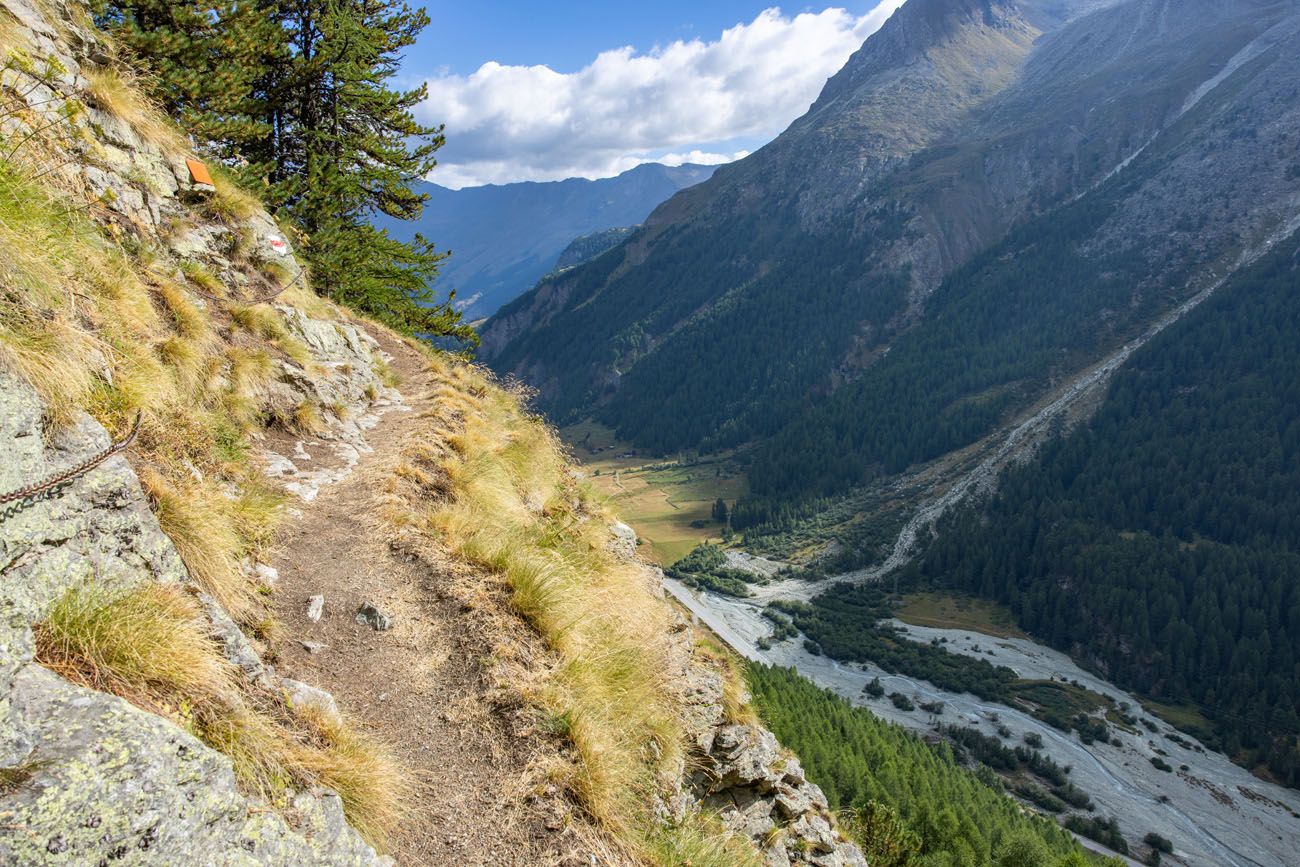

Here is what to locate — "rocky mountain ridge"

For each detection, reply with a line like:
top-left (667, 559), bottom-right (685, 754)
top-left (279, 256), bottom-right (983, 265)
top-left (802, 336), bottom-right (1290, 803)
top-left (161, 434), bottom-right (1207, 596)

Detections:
top-left (481, 0), bottom-right (1300, 504)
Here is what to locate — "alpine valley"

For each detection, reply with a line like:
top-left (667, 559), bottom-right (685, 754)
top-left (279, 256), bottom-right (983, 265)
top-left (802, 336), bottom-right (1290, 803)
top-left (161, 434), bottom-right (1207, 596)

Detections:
top-left (484, 1), bottom-right (1300, 863)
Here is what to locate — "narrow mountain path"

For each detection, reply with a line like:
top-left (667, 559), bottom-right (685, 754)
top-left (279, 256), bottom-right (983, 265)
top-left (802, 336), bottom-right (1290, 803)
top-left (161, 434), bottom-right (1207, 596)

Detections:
top-left (263, 330), bottom-right (614, 866)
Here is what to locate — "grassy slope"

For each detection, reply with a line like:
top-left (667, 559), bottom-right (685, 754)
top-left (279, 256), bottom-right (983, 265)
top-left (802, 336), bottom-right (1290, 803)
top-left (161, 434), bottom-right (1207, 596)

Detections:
top-left (383, 360), bottom-right (764, 865)
top-left (0, 29), bottom-right (409, 847)
top-left (1, 23), bottom-right (769, 864)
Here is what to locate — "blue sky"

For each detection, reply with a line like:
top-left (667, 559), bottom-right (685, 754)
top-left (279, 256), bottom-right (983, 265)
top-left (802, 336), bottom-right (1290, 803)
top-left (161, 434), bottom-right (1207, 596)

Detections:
top-left (405, 2), bottom-right (905, 188)
top-left (414, 2), bottom-right (808, 76)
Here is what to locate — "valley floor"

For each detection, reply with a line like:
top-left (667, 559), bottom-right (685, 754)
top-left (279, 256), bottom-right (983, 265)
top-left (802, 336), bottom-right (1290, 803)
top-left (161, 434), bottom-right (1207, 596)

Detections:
top-left (260, 331), bottom-right (625, 865)
top-left (666, 580), bottom-right (1300, 867)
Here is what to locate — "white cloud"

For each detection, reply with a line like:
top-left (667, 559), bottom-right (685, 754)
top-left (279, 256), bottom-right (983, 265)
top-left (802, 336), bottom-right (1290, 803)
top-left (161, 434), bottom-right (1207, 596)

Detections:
top-left (420, 3), bottom-right (906, 188)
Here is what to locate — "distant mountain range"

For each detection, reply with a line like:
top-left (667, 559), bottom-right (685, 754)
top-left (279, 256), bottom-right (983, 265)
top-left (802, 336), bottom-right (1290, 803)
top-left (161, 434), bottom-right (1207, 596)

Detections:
top-left (375, 163), bottom-right (717, 319)
top-left (483, 0), bottom-right (1300, 494)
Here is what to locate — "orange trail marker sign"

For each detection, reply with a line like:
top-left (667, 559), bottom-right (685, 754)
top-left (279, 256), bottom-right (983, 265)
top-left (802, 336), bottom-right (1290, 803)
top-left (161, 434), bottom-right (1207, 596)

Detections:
top-left (185, 158), bottom-right (214, 187)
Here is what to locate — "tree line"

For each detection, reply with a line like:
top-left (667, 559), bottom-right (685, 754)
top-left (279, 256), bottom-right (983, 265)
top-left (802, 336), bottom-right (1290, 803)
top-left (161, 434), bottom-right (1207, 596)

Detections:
top-left (95, 0), bottom-right (474, 340)
top-left (747, 664), bottom-right (1109, 867)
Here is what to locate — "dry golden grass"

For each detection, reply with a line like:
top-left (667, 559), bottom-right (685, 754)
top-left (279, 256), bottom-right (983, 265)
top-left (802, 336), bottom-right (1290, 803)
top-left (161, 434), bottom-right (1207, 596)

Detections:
top-left (289, 399), bottom-right (325, 435)
top-left (139, 468), bottom-right (250, 618)
top-left (36, 583), bottom-right (231, 700)
top-left (293, 706), bottom-right (413, 844)
top-left (34, 583), bottom-right (409, 850)
top-left (3, 54), bottom-right (413, 852)
top-left (204, 164), bottom-right (264, 223)
top-left (82, 66), bottom-right (185, 153)
top-left (397, 359), bottom-right (760, 866)
top-left (179, 259), bottom-right (227, 298)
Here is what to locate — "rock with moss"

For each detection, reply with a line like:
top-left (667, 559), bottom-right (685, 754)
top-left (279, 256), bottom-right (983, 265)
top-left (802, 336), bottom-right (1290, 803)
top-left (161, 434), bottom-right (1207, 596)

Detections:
top-left (0, 0), bottom-right (395, 858)
top-left (0, 373), bottom-right (389, 864)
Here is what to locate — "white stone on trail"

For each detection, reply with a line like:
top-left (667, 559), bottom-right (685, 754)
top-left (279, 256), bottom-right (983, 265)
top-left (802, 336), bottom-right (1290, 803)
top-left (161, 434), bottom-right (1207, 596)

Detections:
top-left (281, 678), bottom-right (342, 726)
top-left (253, 562), bottom-right (279, 586)
top-left (306, 595), bottom-right (324, 622)
top-left (609, 521), bottom-right (638, 560)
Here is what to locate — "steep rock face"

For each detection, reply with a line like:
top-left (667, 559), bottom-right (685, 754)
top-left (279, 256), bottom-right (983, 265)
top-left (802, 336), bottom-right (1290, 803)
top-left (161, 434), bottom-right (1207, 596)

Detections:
top-left (634, 562), bottom-right (867, 866)
top-left (0, 377), bottom-right (387, 866)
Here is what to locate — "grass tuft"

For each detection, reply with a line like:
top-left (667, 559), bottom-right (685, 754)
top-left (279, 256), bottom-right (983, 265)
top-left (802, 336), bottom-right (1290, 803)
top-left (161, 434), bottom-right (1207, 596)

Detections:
top-left (35, 583), bottom-right (230, 700)
top-left (34, 584), bottom-right (409, 850)
top-left (179, 260), bottom-right (226, 298)
top-left (139, 468), bottom-right (253, 618)
top-left (391, 361), bottom-right (761, 865)
top-left (293, 707), bottom-right (412, 844)
top-left (204, 164), bottom-right (263, 223)
top-left (82, 66), bottom-right (184, 153)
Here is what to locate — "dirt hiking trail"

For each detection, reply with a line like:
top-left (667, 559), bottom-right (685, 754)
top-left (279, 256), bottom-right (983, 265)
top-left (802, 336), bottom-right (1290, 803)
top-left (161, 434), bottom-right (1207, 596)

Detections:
top-left (265, 329), bottom-right (623, 866)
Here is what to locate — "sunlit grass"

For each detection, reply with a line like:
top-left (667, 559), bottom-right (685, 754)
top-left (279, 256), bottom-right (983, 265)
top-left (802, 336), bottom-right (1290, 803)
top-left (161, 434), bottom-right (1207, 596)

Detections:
top-left (387, 359), bottom-right (762, 865)
top-left (35, 584), bottom-right (408, 849)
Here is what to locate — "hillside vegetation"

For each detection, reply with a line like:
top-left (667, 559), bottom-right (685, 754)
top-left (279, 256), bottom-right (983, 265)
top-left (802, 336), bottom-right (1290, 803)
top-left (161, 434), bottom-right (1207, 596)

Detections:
top-left (0, 5), bottom-right (870, 864)
top-left (484, 0), bottom-right (1300, 514)
top-left (748, 665), bottom-right (1101, 867)
top-left (910, 230), bottom-right (1300, 786)
top-left (0, 18), bottom-right (411, 846)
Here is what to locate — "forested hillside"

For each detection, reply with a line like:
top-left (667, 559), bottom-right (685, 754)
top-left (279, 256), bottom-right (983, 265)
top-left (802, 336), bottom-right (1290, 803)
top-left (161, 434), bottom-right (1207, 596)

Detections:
top-left (908, 231), bottom-right (1300, 786)
top-left (483, 0), bottom-right (1300, 516)
top-left (748, 665), bottom-right (1101, 867)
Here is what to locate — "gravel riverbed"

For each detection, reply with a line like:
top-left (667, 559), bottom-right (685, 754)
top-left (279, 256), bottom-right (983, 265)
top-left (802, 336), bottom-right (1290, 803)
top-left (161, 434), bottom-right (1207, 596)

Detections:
top-left (666, 579), bottom-right (1300, 867)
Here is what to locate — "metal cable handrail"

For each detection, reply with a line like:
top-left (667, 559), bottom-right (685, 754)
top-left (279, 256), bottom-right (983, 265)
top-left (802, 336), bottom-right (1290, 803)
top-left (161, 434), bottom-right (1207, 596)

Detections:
top-left (0, 412), bottom-right (142, 507)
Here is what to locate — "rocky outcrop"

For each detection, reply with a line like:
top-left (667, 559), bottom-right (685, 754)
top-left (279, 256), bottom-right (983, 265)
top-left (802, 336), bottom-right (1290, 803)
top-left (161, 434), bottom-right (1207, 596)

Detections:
top-left (260, 309), bottom-right (405, 502)
top-left (610, 525), bottom-right (866, 865)
top-left (698, 725), bottom-right (866, 867)
top-left (0, 376), bottom-right (388, 865)
top-left (652, 669), bottom-right (866, 866)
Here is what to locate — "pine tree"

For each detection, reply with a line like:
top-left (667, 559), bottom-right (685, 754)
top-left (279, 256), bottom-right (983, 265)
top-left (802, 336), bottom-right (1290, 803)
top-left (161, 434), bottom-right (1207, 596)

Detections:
top-left (96, 1), bottom-right (281, 172)
top-left (97, 0), bottom-right (474, 342)
top-left (269, 0), bottom-right (474, 340)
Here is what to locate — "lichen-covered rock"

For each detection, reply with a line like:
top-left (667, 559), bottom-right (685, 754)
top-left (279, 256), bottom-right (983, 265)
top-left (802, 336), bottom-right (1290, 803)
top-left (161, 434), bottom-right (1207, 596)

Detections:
top-left (2, 666), bottom-right (386, 866)
top-left (609, 520), bottom-right (638, 560)
top-left (0, 375), bottom-right (388, 865)
top-left (0, 0), bottom-right (394, 856)
top-left (666, 608), bottom-right (868, 866)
